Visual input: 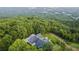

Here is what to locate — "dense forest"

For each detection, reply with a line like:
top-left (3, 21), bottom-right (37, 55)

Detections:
top-left (0, 7), bottom-right (79, 51)
top-left (0, 15), bottom-right (79, 51)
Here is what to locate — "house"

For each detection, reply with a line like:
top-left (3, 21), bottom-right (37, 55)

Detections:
top-left (35, 39), bottom-right (44, 48)
top-left (26, 34), bottom-right (49, 48)
top-left (27, 34), bottom-right (38, 45)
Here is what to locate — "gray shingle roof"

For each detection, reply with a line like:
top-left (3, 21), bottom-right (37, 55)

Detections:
top-left (26, 34), bottom-right (49, 48)
top-left (27, 34), bottom-right (38, 44)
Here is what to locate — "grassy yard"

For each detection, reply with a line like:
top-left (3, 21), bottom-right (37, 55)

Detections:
top-left (43, 33), bottom-right (61, 44)
top-left (43, 33), bottom-right (78, 51)
top-left (68, 42), bottom-right (79, 49)
top-left (42, 33), bottom-right (66, 51)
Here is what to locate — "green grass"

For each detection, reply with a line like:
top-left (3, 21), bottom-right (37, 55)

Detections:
top-left (53, 44), bottom-right (64, 51)
top-left (43, 33), bottom-right (61, 44)
top-left (68, 42), bottom-right (79, 49)
top-left (42, 33), bottom-right (79, 51)
top-left (42, 33), bottom-right (66, 51)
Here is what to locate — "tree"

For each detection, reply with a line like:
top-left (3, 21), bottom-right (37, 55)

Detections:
top-left (42, 42), bottom-right (53, 51)
top-left (8, 39), bottom-right (27, 51)
top-left (0, 34), bottom-right (12, 50)
top-left (0, 40), bottom-right (5, 50)
top-left (8, 39), bottom-right (37, 51)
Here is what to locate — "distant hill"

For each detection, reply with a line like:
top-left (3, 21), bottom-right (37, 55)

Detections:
top-left (0, 7), bottom-right (79, 21)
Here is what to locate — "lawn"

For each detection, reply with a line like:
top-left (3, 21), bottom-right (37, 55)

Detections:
top-left (68, 42), bottom-right (79, 49)
top-left (42, 33), bottom-right (79, 51)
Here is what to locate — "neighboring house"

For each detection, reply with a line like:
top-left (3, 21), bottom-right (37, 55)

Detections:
top-left (26, 34), bottom-right (49, 48)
